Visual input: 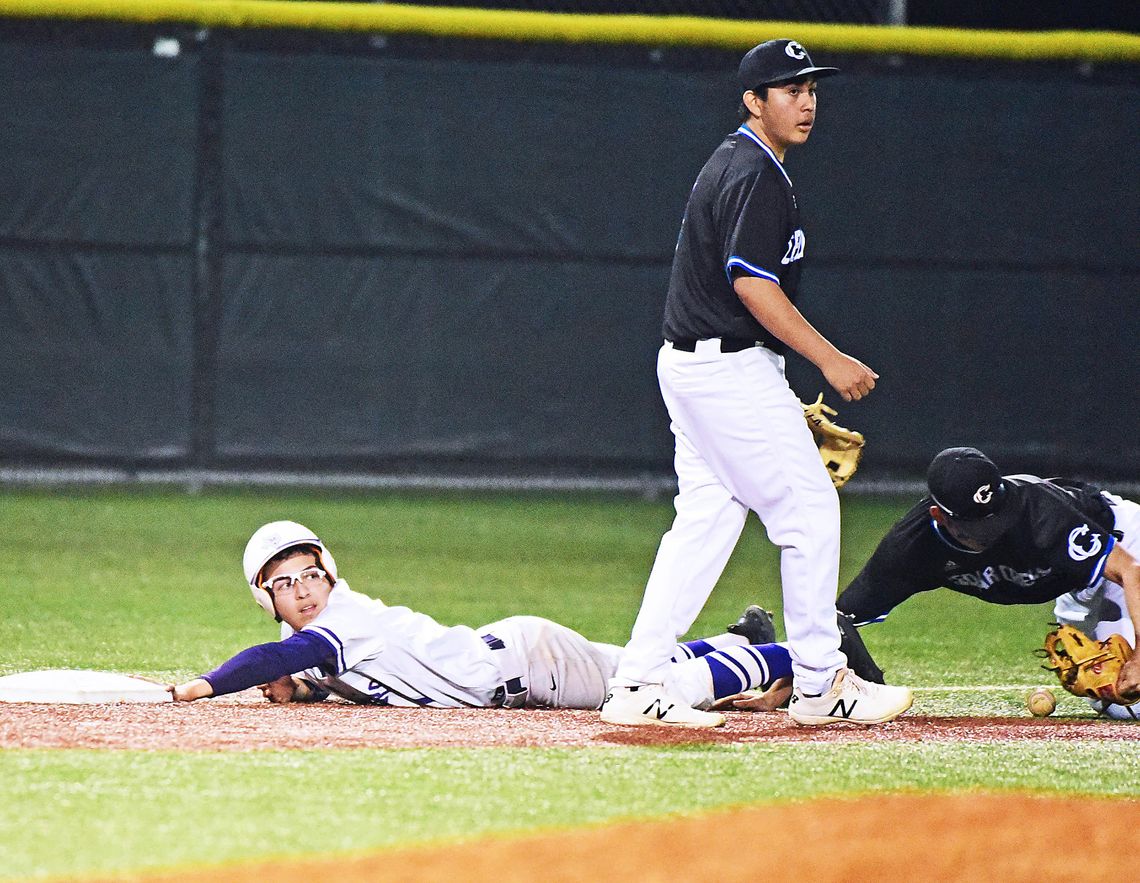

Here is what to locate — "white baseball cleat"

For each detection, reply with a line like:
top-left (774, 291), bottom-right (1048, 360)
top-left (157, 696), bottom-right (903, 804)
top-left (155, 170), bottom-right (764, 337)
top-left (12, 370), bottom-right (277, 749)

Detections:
top-left (788, 668), bottom-right (913, 726)
top-left (599, 682), bottom-right (726, 728)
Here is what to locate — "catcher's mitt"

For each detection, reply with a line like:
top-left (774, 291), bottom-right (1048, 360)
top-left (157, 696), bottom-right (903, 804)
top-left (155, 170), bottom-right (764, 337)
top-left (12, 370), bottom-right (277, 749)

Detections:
top-left (1038, 623), bottom-right (1137, 705)
top-left (801, 393), bottom-right (864, 489)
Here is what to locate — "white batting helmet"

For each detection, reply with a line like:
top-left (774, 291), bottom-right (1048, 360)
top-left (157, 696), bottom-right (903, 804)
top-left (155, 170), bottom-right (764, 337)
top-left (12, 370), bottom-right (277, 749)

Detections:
top-left (242, 521), bottom-right (339, 617)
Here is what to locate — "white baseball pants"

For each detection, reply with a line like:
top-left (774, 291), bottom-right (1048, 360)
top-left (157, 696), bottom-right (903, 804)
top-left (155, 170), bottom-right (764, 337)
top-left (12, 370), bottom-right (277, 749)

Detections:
top-left (615, 340), bottom-right (845, 695)
top-left (1054, 493), bottom-right (1139, 720)
top-left (481, 615), bottom-right (720, 710)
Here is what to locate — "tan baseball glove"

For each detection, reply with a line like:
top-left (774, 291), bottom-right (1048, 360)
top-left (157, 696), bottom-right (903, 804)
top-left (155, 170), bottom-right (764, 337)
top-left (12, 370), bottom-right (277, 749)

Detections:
top-left (801, 394), bottom-right (864, 489)
top-left (1039, 624), bottom-right (1138, 705)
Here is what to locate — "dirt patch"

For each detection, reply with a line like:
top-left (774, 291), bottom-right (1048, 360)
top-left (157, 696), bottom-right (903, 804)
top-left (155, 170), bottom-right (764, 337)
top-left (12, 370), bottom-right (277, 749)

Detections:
top-left (88, 793), bottom-right (1139, 882)
top-left (1, 692), bottom-right (1136, 750)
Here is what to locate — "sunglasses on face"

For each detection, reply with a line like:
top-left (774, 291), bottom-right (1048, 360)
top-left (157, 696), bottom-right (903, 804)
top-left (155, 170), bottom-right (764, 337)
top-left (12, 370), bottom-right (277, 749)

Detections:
top-left (261, 566), bottom-right (327, 594)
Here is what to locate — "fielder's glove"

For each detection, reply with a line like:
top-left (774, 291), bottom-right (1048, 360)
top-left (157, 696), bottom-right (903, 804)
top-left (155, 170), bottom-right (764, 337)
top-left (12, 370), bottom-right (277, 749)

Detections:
top-left (1038, 623), bottom-right (1138, 705)
top-left (801, 394), bottom-right (864, 489)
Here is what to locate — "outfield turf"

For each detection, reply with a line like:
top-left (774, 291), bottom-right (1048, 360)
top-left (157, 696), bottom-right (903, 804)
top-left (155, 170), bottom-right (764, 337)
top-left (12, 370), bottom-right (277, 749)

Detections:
top-left (2, 488), bottom-right (1137, 879)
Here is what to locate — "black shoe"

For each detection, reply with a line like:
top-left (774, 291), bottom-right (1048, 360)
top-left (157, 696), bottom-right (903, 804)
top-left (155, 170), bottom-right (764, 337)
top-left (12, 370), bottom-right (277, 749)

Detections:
top-left (728, 605), bottom-right (777, 645)
top-left (837, 611), bottom-right (885, 684)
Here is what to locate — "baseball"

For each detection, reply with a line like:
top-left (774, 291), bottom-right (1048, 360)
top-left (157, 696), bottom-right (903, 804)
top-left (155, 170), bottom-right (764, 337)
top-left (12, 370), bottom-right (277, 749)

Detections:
top-left (1026, 687), bottom-right (1056, 717)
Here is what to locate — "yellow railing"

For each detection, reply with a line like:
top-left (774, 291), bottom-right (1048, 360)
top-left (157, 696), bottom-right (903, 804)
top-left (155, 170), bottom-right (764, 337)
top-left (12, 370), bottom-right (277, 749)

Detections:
top-left (1, 0), bottom-right (1138, 63)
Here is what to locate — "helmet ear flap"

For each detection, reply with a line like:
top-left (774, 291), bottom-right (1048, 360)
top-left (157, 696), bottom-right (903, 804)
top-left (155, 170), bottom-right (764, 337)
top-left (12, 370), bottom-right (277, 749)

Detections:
top-left (315, 547), bottom-right (338, 583)
top-left (249, 583), bottom-right (279, 619)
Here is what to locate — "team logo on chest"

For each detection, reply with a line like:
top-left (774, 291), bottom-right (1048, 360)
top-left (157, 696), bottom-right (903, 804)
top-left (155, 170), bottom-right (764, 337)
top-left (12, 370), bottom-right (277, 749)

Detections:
top-left (1067, 524), bottom-right (1103, 561)
top-left (781, 229), bottom-right (806, 264)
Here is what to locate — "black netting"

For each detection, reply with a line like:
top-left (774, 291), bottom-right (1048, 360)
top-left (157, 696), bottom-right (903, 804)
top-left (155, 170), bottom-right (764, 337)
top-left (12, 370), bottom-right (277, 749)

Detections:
top-left (2, 19), bottom-right (1136, 476)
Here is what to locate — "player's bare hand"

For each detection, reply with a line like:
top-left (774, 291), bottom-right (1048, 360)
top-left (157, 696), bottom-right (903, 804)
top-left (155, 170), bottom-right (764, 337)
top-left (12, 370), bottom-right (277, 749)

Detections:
top-left (821, 353), bottom-right (878, 402)
top-left (167, 678), bottom-right (213, 702)
top-left (709, 677), bottom-right (793, 712)
top-left (1115, 653), bottom-right (1140, 703)
top-left (258, 676), bottom-right (300, 704)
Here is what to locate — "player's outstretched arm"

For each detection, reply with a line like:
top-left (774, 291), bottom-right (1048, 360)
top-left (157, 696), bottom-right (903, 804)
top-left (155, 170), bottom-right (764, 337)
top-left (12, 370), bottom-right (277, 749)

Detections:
top-left (168, 633), bottom-right (336, 702)
top-left (1104, 543), bottom-right (1140, 698)
top-left (168, 678), bottom-right (214, 702)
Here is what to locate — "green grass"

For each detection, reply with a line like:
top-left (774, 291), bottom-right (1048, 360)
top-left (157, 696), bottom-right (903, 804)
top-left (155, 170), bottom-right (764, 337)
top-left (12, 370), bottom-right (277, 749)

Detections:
top-left (1, 488), bottom-right (1135, 880)
top-left (5, 743), bottom-right (1139, 879)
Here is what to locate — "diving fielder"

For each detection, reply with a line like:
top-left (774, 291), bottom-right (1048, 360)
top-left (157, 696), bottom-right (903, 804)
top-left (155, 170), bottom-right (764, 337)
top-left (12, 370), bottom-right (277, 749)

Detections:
top-left (837, 447), bottom-right (1140, 718)
top-left (168, 521), bottom-right (793, 714)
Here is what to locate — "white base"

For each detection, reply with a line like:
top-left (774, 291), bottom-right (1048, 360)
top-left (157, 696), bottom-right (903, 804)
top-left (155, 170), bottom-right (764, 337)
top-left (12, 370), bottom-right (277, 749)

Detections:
top-left (0, 669), bottom-right (172, 704)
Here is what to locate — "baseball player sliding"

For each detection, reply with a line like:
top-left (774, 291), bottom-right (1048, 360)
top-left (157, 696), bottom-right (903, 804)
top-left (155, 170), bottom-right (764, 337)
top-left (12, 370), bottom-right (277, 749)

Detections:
top-left (600, 38), bottom-right (913, 728)
top-left (169, 521), bottom-right (800, 714)
top-left (837, 447), bottom-right (1140, 719)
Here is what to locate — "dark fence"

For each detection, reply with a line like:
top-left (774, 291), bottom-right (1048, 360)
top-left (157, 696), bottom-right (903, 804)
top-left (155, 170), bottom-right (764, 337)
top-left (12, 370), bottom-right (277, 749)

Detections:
top-left (2, 21), bottom-right (1137, 480)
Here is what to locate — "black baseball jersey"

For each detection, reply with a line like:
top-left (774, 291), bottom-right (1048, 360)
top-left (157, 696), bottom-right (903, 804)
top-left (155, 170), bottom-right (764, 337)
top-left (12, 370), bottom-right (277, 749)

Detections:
top-left (837, 476), bottom-right (1119, 625)
top-left (662, 125), bottom-right (805, 355)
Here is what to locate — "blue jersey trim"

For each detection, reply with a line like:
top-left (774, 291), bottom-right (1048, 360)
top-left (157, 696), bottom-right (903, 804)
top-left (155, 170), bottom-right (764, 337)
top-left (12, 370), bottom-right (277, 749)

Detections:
top-left (726, 256), bottom-right (780, 284)
top-left (1085, 534), bottom-right (1115, 587)
top-left (734, 126), bottom-right (793, 188)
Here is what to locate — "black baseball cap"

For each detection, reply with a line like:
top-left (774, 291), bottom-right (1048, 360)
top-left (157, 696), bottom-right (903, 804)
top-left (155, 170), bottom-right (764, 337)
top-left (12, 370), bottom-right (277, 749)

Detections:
top-left (928, 447), bottom-right (1008, 518)
top-left (927, 447), bottom-right (1018, 548)
top-left (738, 39), bottom-right (839, 93)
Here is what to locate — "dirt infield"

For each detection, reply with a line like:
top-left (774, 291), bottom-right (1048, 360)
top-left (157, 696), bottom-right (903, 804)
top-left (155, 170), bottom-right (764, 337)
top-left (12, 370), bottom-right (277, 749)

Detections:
top-left (2, 693), bottom-right (1136, 750)
top-left (87, 793), bottom-right (1139, 882)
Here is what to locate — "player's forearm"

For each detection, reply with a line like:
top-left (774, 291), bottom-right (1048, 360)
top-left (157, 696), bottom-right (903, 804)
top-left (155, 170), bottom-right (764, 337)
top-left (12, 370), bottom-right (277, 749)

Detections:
top-left (201, 633), bottom-right (335, 698)
top-left (1121, 568), bottom-right (1140, 643)
top-left (836, 575), bottom-right (895, 625)
top-left (733, 276), bottom-right (838, 367)
top-left (1108, 554), bottom-right (1140, 696)
top-left (734, 275), bottom-right (877, 401)
top-left (169, 678), bottom-right (214, 702)
top-left (1105, 545), bottom-right (1140, 642)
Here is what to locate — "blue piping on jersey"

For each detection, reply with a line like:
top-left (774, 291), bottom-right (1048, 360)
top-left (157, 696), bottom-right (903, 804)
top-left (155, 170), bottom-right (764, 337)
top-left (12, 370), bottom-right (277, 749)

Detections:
top-left (734, 126), bottom-right (794, 188)
top-left (304, 625), bottom-right (346, 672)
top-left (852, 614), bottom-right (889, 626)
top-left (726, 256), bottom-right (780, 284)
top-left (1085, 534), bottom-right (1115, 587)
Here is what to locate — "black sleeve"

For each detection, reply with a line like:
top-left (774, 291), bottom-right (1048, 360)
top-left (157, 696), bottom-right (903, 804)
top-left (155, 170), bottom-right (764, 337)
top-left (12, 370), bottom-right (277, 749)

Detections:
top-left (837, 523), bottom-right (940, 625)
top-left (837, 566), bottom-right (931, 625)
top-left (723, 166), bottom-right (789, 284)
